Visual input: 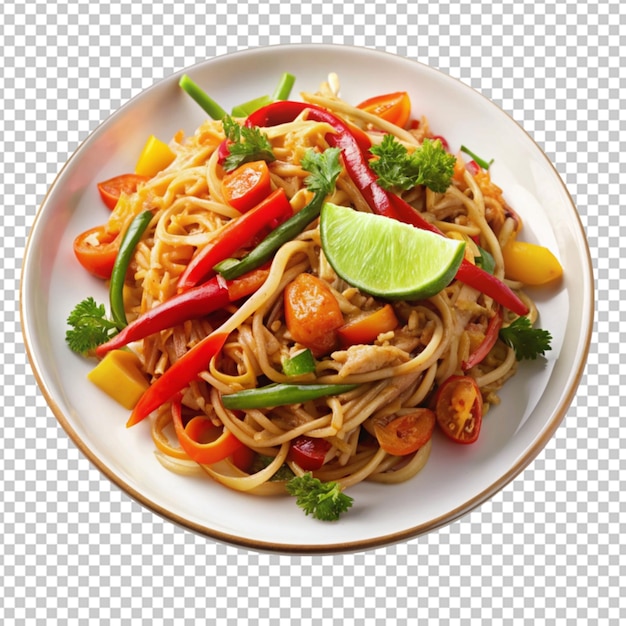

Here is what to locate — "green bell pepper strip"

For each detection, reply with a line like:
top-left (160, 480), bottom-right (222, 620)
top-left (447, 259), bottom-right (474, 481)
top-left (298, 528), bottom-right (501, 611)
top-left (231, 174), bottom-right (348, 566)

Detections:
top-left (271, 72), bottom-right (296, 101)
top-left (282, 349), bottom-right (316, 377)
top-left (230, 73), bottom-right (296, 116)
top-left (178, 74), bottom-right (228, 120)
top-left (109, 210), bottom-right (153, 329)
top-left (180, 72), bottom-right (296, 120)
top-left (221, 383), bottom-right (359, 410)
top-left (231, 95), bottom-right (273, 118)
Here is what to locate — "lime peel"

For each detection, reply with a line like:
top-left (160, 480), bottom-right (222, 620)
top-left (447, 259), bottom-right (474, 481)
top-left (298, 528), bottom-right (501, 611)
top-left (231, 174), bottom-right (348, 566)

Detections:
top-left (320, 202), bottom-right (465, 300)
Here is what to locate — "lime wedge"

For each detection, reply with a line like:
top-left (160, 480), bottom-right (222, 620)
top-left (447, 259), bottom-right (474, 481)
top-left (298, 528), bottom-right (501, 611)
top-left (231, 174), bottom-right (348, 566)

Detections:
top-left (320, 203), bottom-right (465, 300)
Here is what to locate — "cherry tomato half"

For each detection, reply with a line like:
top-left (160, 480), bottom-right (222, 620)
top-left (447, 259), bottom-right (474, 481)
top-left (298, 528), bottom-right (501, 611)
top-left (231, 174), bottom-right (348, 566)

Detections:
top-left (97, 173), bottom-right (149, 210)
top-left (73, 225), bottom-right (121, 279)
top-left (288, 435), bottom-right (331, 471)
top-left (373, 408), bottom-right (436, 456)
top-left (435, 375), bottom-right (483, 444)
top-left (356, 91), bottom-right (412, 128)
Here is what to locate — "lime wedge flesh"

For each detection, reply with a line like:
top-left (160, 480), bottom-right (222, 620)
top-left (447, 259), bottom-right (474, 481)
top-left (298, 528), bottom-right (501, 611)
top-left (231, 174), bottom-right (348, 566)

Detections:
top-left (320, 203), bottom-right (466, 300)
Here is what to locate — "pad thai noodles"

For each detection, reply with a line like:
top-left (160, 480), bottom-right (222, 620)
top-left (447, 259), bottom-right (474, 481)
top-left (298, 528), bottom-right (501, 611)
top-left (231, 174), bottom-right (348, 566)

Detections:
top-left (66, 73), bottom-right (560, 518)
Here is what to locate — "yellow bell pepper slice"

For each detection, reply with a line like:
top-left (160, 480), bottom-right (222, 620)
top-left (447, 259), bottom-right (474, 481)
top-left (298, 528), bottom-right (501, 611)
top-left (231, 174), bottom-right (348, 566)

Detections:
top-left (502, 238), bottom-right (563, 285)
top-left (87, 350), bottom-right (150, 410)
top-left (135, 135), bottom-right (175, 178)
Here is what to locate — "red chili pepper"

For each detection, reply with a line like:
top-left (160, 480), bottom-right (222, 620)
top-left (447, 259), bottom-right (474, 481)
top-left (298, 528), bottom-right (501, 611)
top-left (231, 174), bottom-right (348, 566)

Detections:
top-left (454, 263), bottom-right (528, 316)
top-left (127, 331), bottom-right (229, 427)
top-left (462, 307), bottom-right (503, 371)
top-left (170, 393), bottom-right (244, 465)
top-left (96, 270), bottom-right (267, 357)
top-left (177, 188), bottom-right (291, 292)
top-left (246, 101), bottom-right (529, 316)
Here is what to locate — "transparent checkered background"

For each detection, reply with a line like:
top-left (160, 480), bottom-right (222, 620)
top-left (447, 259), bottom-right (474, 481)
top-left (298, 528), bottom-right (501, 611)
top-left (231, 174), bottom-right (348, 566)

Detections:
top-left (3, 0), bottom-right (624, 623)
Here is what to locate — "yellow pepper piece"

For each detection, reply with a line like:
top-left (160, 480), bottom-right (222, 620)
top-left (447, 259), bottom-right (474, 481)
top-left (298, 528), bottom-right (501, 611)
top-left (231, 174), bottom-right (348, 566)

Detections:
top-left (135, 135), bottom-right (175, 178)
top-left (502, 238), bottom-right (563, 285)
top-left (87, 350), bottom-right (150, 410)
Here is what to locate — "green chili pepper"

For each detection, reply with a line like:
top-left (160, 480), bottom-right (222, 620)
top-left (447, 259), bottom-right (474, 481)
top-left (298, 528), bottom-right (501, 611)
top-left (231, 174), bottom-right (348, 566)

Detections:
top-left (221, 382), bottom-right (359, 410)
top-left (110, 210), bottom-right (153, 329)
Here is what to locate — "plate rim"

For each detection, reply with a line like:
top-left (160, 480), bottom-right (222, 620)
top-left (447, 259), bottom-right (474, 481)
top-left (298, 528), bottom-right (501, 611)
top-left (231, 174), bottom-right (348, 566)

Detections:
top-left (20, 43), bottom-right (594, 554)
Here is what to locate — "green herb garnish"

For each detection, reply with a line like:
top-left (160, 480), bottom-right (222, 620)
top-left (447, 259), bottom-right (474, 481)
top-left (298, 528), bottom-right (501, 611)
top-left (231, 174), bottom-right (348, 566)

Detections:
top-left (499, 316), bottom-right (552, 361)
top-left (369, 135), bottom-right (456, 193)
top-left (222, 115), bottom-right (275, 171)
top-left (66, 297), bottom-right (118, 355)
top-left (286, 473), bottom-right (354, 522)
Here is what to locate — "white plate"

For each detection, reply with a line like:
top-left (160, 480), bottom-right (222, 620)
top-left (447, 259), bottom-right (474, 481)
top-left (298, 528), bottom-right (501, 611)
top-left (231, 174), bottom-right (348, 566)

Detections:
top-left (20, 44), bottom-right (593, 553)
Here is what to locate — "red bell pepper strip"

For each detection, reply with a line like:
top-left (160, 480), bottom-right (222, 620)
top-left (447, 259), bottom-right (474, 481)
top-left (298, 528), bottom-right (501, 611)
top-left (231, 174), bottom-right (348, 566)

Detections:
top-left (177, 188), bottom-right (292, 292)
top-left (246, 101), bottom-right (529, 316)
top-left (127, 331), bottom-right (229, 427)
top-left (96, 269), bottom-right (267, 357)
top-left (245, 100), bottom-right (372, 154)
top-left (462, 307), bottom-right (504, 371)
top-left (170, 393), bottom-right (244, 465)
top-left (288, 435), bottom-right (331, 471)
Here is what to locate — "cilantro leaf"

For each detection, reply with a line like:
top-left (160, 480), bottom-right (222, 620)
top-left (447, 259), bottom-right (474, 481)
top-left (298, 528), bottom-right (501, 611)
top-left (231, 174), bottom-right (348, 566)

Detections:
top-left (286, 472), bottom-right (353, 522)
top-left (498, 316), bottom-right (552, 361)
top-left (474, 245), bottom-right (496, 274)
top-left (370, 135), bottom-right (456, 193)
top-left (66, 297), bottom-right (119, 355)
top-left (300, 147), bottom-right (342, 197)
top-left (222, 115), bottom-right (275, 171)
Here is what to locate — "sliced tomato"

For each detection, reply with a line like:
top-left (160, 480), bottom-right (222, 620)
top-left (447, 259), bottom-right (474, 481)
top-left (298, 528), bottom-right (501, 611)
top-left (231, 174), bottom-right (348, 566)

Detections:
top-left (373, 408), bottom-right (435, 456)
top-left (284, 273), bottom-right (344, 357)
top-left (356, 91), bottom-right (411, 128)
top-left (434, 375), bottom-right (483, 444)
top-left (97, 174), bottom-right (149, 210)
top-left (288, 435), bottom-right (331, 471)
top-left (337, 304), bottom-right (399, 348)
top-left (73, 225), bottom-right (121, 279)
top-left (221, 160), bottom-right (272, 212)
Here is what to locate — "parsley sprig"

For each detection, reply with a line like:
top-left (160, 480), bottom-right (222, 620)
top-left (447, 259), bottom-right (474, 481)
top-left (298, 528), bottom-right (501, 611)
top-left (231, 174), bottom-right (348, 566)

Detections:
top-left (499, 316), bottom-right (552, 361)
top-left (222, 115), bottom-right (275, 171)
top-left (66, 297), bottom-right (119, 355)
top-left (286, 473), bottom-right (353, 522)
top-left (369, 135), bottom-right (456, 193)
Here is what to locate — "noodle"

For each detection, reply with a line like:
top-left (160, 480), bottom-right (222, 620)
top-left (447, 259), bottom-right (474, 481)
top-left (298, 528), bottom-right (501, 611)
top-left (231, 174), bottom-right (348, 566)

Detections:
top-left (107, 75), bottom-right (540, 499)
